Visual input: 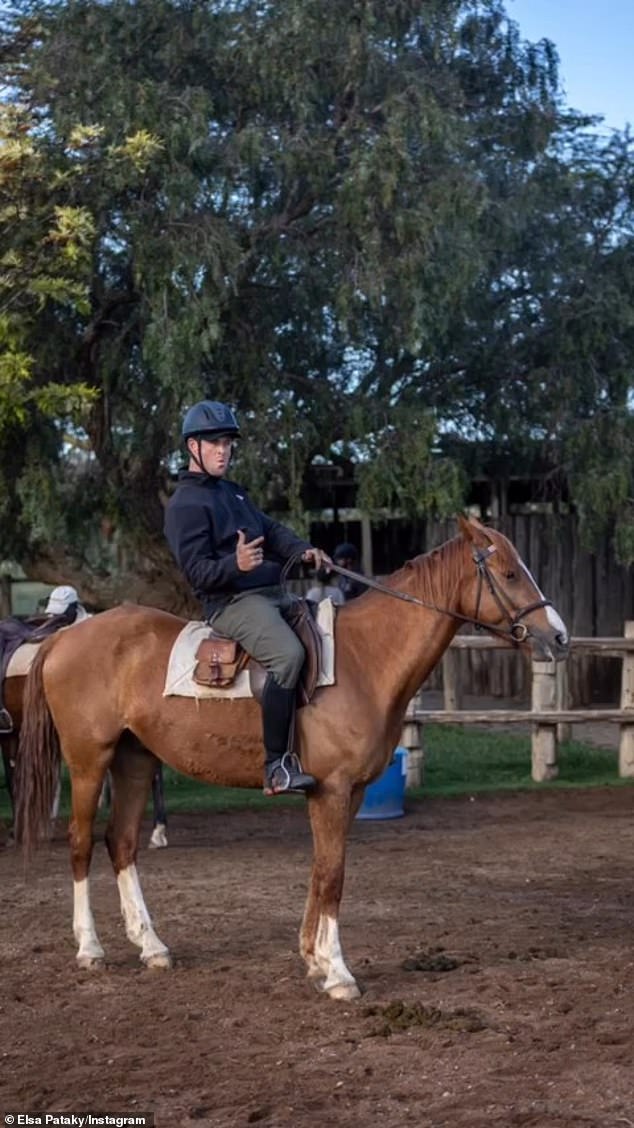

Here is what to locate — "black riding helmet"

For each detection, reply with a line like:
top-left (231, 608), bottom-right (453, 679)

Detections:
top-left (334, 542), bottom-right (358, 562)
top-left (182, 400), bottom-right (241, 442)
top-left (182, 400), bottom-right (241, 476)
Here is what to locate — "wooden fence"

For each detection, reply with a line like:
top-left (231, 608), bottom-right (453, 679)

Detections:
top-left (400, 622), bottom-right (634, 788)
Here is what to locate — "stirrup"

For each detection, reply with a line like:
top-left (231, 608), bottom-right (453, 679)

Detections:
top-left (263, 752), bottom-right (316, 796)
top-left (0, 708), bottom-right (13, 734)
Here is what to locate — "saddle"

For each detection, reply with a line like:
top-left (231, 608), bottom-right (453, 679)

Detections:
top-left (193, 599), bottom-right (323, 707)
top-left (0, 608), bottom-right (77, 732)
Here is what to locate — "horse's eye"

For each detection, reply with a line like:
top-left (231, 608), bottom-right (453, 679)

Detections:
top-left (505, 570), bottom-right (517, 581)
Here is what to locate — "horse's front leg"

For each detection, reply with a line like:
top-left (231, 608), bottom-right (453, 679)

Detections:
top-left (300, 783), bottom-right (361, 1001)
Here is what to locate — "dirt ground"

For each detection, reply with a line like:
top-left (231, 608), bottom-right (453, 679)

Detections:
top-left (1, 788), bottom-right (633, 1128)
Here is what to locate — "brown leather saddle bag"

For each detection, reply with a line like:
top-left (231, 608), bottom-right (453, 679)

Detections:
top-left (193, 635), bottom-right (250, 689)
top-left (193, 598), bottom-right (323, 706)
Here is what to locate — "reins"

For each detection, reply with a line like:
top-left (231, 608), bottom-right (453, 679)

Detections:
top-left (281, 547), bottom-right (551, 645)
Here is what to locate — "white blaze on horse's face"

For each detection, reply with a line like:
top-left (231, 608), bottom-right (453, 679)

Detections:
top-left (519, 559), bottom-right (569, 645)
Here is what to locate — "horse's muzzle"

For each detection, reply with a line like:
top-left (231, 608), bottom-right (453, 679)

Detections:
top-left (531, 629), bottom-right (570, 663)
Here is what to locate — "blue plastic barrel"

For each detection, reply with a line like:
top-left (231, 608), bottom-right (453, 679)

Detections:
top-left (356, 747), bottom-right (408, 820)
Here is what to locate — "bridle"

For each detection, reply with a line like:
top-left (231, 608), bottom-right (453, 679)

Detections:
top-left (283, 544), bottom-right (552, 645)
top-left (467, 545), bottom-right (551, 643)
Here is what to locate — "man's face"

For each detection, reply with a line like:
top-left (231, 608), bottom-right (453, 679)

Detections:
top-left (188, 435), bottom-right (233, 477)
top-left (336, 555), bottom-right (354, 570)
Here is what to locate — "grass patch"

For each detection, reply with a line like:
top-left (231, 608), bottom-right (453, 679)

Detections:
top-left (416, 725), bottom-right (630, 797)
top-left (1, 726), bottom-right (631, 825)
top-left (155, 769), bottom-right (302, 814)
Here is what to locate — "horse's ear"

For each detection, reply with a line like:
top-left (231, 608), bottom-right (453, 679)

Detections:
top-left (457, 514), bottom-right (473, 540)
top-left (458, 513), bottom-right (493, 545)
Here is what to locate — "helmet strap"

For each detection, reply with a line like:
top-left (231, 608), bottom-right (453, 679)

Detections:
top-left (192, 437), bottom-right (206, 474)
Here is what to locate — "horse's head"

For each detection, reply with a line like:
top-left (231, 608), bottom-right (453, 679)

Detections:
top-left (457, 516), bottom-right (569, 661)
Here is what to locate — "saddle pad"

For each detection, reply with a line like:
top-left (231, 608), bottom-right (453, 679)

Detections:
top-left (6, 641), bottom-right (42, 678)
top-left (163, 598), bottom-right (336, 699)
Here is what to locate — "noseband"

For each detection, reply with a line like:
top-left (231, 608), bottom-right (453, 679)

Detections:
top-left (470, 545), bottom-right (551, 643)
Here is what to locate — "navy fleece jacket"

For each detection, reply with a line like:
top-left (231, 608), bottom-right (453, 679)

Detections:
top-left (164, 471), bottom-right (311, 617)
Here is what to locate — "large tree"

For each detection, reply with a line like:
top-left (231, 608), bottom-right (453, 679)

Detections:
top-left (1, 0), bottom-right (632, 609)
top-left (427, 125), bottom-right (634, 560)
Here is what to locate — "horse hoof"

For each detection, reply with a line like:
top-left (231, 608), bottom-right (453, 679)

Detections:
top-left (144, 951), bottom-right (172, 970)
top-left (326, 981), bottom-right (361, 1001)
top-left (76, 955), bottom-right (106, 971)
top-left (148, 825), bottom-right (168, 849)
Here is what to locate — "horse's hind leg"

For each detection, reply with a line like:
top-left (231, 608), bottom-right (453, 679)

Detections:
top-left (1, 738), bottom-right (16, 845)
top-left (148, 764), bottom-right (168, 849)
top-left (105, 738), bottom-right (171, 969)
top-left (300, 783), bottom-right (361, 1001)
top-left (69, 765), bottom-right (111, 969)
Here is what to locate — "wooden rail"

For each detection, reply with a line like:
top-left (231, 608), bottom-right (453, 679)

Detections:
top-left (400, 621), bottom-right (634, 788)
top-left (413, 710), bottom-right (634, 724)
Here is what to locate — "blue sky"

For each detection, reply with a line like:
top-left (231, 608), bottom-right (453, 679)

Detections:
top-left (507, 0), bottom-right (633, 132)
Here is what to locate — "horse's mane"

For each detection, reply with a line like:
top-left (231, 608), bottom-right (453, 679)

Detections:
top-left (381, 526), bottom-right (517, 606)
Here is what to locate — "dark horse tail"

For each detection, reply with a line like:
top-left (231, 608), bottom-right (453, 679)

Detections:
top-left (14, 641), bottom-right (61, 858)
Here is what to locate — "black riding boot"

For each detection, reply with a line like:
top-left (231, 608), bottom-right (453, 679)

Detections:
top-left (261, 676), bottom-right (316, 796)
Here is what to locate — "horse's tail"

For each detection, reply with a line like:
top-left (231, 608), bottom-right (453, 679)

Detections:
top-left (14, 640), bottom-right (61, 859)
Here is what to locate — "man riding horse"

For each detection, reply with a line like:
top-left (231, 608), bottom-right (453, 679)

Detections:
top-left (163, 399), bottom-right (332, 796)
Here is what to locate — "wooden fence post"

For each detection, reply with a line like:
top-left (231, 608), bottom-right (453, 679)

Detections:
top-left (531, 659), bottom-right (558, 781)
top-left (360, 511), bottom-right (374, 581)
top-left (402, 690), bottom-right (424, 789)
top-left (555, 660), bottom-right (572, 745)
top-left (0, 574), bottom-right (11, 618)
top-left (618, 621), bottom-right (634, 778)
top-left (442, 648), bottom-right (463, 714)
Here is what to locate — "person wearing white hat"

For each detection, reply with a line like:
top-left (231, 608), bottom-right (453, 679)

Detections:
top-left (0, 585), bottom-right (91, 734)
top-left (44, 585), bottom-right (91, 621)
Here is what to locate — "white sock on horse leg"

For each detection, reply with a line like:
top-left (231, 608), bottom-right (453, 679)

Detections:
top-left (73, 878), bottom-right (105, 966)
top-left (116, 864), bottom-right (171, 966)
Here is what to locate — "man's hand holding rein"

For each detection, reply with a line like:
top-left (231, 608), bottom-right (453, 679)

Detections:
top-left (302, 547), bottom-right (333, 572)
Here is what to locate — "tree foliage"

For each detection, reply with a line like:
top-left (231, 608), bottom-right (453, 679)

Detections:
top-left (0, 104), bottom-right (96, 428)
top-left (0, 0), bottom-right (633, 607)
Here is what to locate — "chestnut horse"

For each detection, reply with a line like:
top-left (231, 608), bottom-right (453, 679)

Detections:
top-left (15, 517), bottom-right (568, 999)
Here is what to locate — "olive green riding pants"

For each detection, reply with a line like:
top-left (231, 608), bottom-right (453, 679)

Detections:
top-left (209, 586), bottom-right (304, 689)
